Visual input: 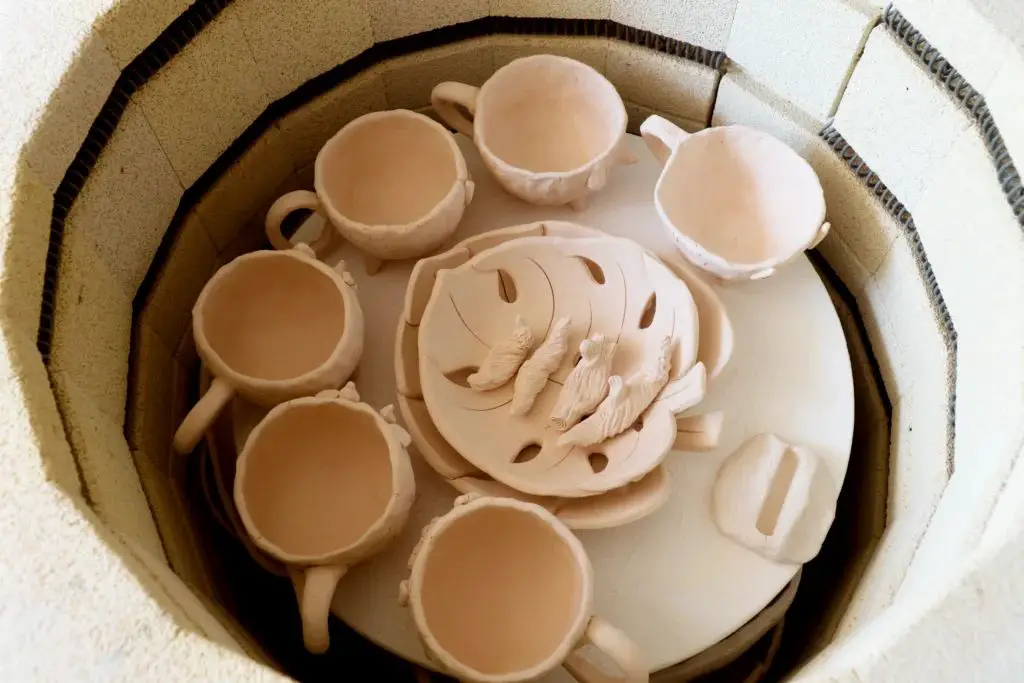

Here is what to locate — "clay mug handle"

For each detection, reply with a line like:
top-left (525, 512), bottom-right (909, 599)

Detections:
top-left (563, 617), bottom-right (648, 683)
top-left (172, 377), bottom-right (235, 454)
top-left (266, 191), bottom-right (335, 256)
top-left (431, 82), bottom-right (480, 138)
top-left (639, 115), bottom-right (690, 167)
top-left (289, 564), bottom-right (348, 654)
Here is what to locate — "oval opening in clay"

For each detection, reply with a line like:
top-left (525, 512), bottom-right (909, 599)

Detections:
top-left (632, 418), bottom-right (643, 432)
top-left (444, 367), bottom-right (478, 388)
top-left (639, 292), bottom-right (657, 329)
top-left (756, 448), bottom-right (799, 535)
top-left (588, 452), bottom-right (608, 473)
top-left (514, 443), bottom-right (542, 464)
top-left (576, 256), bottom-right (605, 284)
top-left (497, 269), bottom-right (517, 303)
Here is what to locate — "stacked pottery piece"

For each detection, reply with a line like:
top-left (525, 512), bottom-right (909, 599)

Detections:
top-left (171, 53), bottom-right (845, 682)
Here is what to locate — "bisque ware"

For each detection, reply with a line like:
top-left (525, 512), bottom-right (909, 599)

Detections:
top-left (712, 433), bottom-right (838, 564)
top-left (418, 233), bottom-right (708, 498)
top-left (432, 55), bottom-right (635, 210)
top-left (266, 109), bottom-right (473, 274)
top-left (399, 495), bottom-right (648, 683)
top-left (234, 384), bottom-right (416, 654)
top-left (639, 115), bottom-right (830, 282)
top-left (172, 244), bottom-right (363, 454)
top-left (395, 221), bottom-right (731, 527)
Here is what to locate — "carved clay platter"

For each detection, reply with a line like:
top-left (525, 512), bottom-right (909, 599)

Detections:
top-left (417, 232), bottom-right (704, 497)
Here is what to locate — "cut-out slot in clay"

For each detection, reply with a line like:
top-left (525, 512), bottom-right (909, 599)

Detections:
top-left (497, 269), bottom-right (517, 303)
top-left (639, 292), bottom-right (657, 329)
top-left (712, 433), bottom-right (838, 564)
top-left (445, 367), bottom-right (478, 389)
top-left (588, 452), bottom-right (609, 473)
top-left (577, 256), bottom-right (606, 284)
top-left (515, 444), bottom-right (542, 464)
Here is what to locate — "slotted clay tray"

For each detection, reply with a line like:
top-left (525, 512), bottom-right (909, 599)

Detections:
top-left (416, 230), bottom-right (704, 498)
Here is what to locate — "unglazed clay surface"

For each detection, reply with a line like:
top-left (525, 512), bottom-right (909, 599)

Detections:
top-left (418, 235), bottom-right (701, 498)
top-left (172, 245), bottom-right (363, 454)
top-left (401, 496), bottom-right (648, 683)
top-left (511, 317), bottom-right (572, 416)
top-left (712, 433), bottom-right (838, 564)
top-left (234, 385), bottom-right (415, 654)
top-left (640, 115), bottom-right (829, 282)
top-left (432, 55), bottom-right (634, 208)
top-left (266, 109), bottom-right (472, 266)
top-left (269, 136), bottom-right (852, 678)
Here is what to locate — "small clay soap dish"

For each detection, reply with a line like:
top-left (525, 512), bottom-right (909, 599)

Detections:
top-left (417, 232), bottom-right (708, 498)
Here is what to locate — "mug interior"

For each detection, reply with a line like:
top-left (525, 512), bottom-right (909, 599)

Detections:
top-left (240, 403), bottom-right (392, 558)
top-left (319, 113), bottom-right (457, 226)
top-left (419, 505), bottom-right (586, 676)
top-left (657, 127), bottom-right (825, 265)
top-left (478, 57), bottom-right (624, 173)
top-left (200, 255), bottom-right (345, 381)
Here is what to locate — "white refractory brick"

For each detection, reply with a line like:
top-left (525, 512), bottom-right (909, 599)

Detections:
top-left (381, 39), bottom-right (496, 110)
top-left (232, 0), bottom-right (374, 102)
top-left (51, 369), bottom-right (166, 564)
top-left (66, 101), bottom-right (183, 296)
top-left (20, 32), bottom-right (119, 194)
top-left (886, 0), bottom-right (1014, 95)
top-left (492, 35), bottom-right (609, 74)
top-left (985, 50), bottom-right (1024, 184)
top-left (607, 41), bottom-right (718, 123)
top-left (610, 0), bottom-right (739, 51)
top-left (96, 0), bottom-right (194, 68)
top-left (134, 11), bottom-right (271, 188)
top-left (727, 0), bottom-right (877, 120)
top-left (893, 126), bottom-right (1024, 602)
top-left (49, 227), bottom-right (132, 423)
top-left (0, 164), bottom-right (50, 336)
top-left (711, 72), bottom-right (822, 155)
top-left (491, 0), bottom-right (610, 18)
top-left (834, 28), bottom-right (972, 213)
top-left (624, 101), bottom-right (704, 137)
top-left (367, 0), bottom-right (487, 42)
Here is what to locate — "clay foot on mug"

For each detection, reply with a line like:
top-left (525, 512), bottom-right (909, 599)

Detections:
top-left (364, 254), bottom-right (384, 276)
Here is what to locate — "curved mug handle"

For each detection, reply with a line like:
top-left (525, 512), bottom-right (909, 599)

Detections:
top-left (639, 115), bottom-right (690, 167)
top-left (564, 616), bottom-right (649, 683)
top-left (173, 376), bottom-right (235, 454)
top-left (266, 190), bottom-right (335, 257)
top-left (431, 82), bottom-right (480, 138)
top-left (289, 564), bottom-right (349, 654)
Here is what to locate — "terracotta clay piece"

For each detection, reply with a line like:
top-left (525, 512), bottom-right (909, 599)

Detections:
top-left (266, 109), bottom-right (473, 274)
top-left (510, 316), bottom-right (572, 416)
top-left (550, 334), bottom-right (616, 432)
top-left (640, 115), bottom-right (829, 282)
top-left (432, 55), bottom-right (635, 209)
top-left (172, 245), bottom-right (364, 454)
top-left (467, 315), bottom-right (535, 391)
top-left (559, 337), bottom-right (675, 448)
top-left (234, 384), bottom-right (415, 654)
top-left (399, 495), bottom-right (649, 682)
top-left (712, 433), bottom-right (838, 564)
top-left (418, 234), bottom-right (704, 498)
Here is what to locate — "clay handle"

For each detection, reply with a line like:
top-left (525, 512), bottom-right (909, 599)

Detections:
top-left (266, 190), bottom-right (334, 256)
top-left (431, 82), bottom-right (480, 138)
top-left (172, 376), bottom-right (235, 454)
top-left (639, 115), bottom-right (690, 167)
top-left (564, 616), bottom-right (648, 683)
top-left (290, 564), bottom-right (348, 654)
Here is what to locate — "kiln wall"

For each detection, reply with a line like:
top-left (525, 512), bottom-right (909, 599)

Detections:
top-left (0, 0), bottom-right (1021, 680)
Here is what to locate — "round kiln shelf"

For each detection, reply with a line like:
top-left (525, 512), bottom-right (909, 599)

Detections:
top-left (230, 134), bottom-right (852, 678)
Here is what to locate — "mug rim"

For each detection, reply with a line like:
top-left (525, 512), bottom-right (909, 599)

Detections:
top-left (407, 496), bottom-right (594, 682)
top-left (313, 109), bottom-right (469, 235)
top-left (474, 54), bottom-right (628, 181)
top-left (193, 248), bottom-right (359, 394)
top-left (233, 394), bottom-right (408, 565)
top-left (652, 124), bottom-right (827, 277)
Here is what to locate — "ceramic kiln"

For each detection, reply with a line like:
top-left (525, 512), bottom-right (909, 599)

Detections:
top-left (0, 0), bottom-right (1021, 681)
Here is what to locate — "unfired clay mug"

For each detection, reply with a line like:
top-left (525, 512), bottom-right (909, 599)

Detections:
top-left (172, 245), bottom-right (363, 454)
top-left (399, 495), bottom-right (648, 682)
top-left (235, 384), bottom-right (416, 654)
top-left (266, 109), bottom-right (473, 273)
top-left (432, 55), bottom-right (635, 210)
top-left (640, 115), bottom-right (829, 282)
